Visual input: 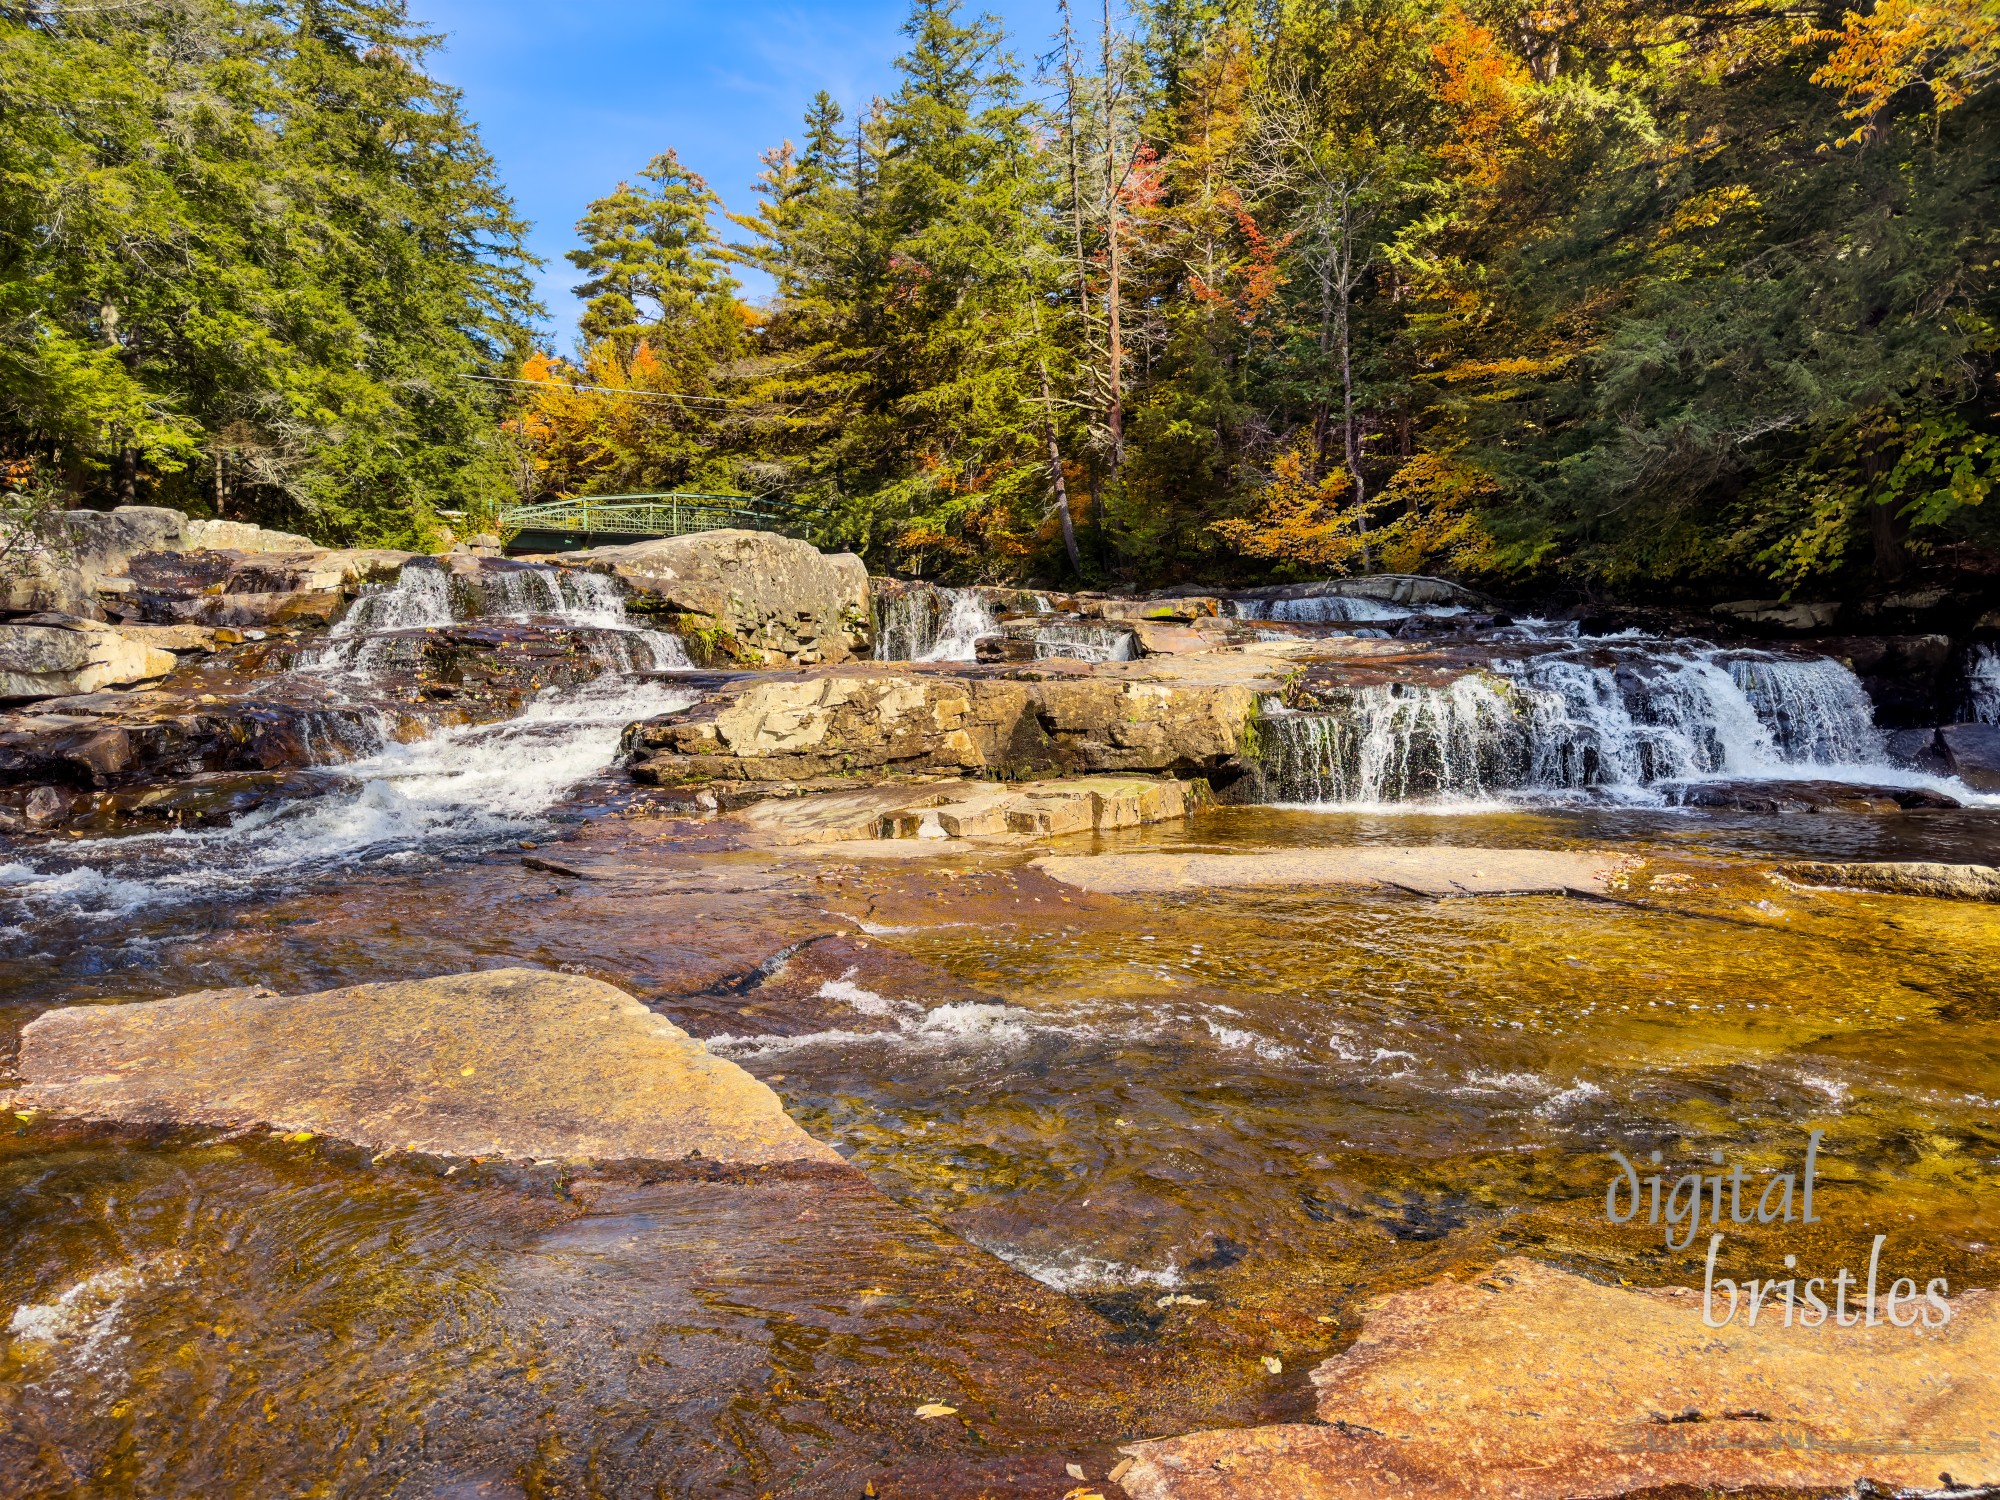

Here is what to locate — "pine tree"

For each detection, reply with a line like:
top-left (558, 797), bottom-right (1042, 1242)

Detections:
top-left (0, 0), bottom-right (541, 546)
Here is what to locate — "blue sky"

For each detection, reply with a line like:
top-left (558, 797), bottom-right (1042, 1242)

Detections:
top-left (418, 1), bottom-right (1070, 342)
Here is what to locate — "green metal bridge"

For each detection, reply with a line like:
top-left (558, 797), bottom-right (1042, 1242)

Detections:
top-left (501, 492), bottom-right (800, 553)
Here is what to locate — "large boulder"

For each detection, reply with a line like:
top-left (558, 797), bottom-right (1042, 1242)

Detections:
top-left (181, 517), bottom-right (318, 552)
top-left (1118, 1257), bottom-right (1999, 1499)
top-left (1814, 633), bottom-right (1954, 725)
top-left (1941, 722), bottom-right (2000, 792)
top-left (0, 615), bottom-right (177, 699)
top-left (622, 660), bottom-right (1267, 786)
top-left (1711, 598), bottom-right (1844, 633)
top-left (556, 529), bottom-right (869, 666)
top-left (1, 968), bottom-right (847, 1168)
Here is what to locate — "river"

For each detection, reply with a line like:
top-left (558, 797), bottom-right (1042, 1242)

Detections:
top-left (2, 566), bottom-right (1996, 1497)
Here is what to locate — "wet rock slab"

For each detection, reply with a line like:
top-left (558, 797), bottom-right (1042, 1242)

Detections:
top-left (1035, 847), bottom-right (1625, 898)
top-left (1778, 860), bottom-right (2000, 903)
top-left (1663, 778), bottom-right (1962, 813)
top-left (1, 968), bottom-right (845, 1168)
top-left (1118, 1257), bottom-right (2000, 1499)
top-left (731, 774), bottom-right (1201, 847)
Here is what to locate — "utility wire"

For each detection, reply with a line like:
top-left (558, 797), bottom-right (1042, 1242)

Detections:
top-left (467, 373), bottom-right (787, 413)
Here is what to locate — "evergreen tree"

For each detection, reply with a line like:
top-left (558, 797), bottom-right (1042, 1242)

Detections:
top-left (0, 0), bottom-right (540, 546)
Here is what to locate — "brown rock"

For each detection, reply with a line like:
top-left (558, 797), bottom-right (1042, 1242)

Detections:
top-left (731, 774), bottom-right (1199, 847)
top-left (1778, 860), bottom-right (2000, 902)
top-left (554, 529), bottom-right (870, 666)
top-left (1, 968), bottom-right (846, 1168)
top-left (1118, 1257), bottom-right (1999, 1499)
top-left (1036, 846), bottom-right (1624, 898)
top-left (622, 663), bottom-right (1267, 787)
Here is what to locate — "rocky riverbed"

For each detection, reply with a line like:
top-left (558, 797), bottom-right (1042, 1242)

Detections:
top-left (2, 512), bottom-right (1998, 1498)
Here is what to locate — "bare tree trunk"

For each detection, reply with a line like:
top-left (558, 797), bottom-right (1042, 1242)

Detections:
top-left (214, 446), bottom-right (226, 517)
top-left (1339, 276), bottom-right (1370, 568)
top-left (1102, 0), bottom-right (1125, 483)
top-left (116, 445), bottom-right (137, 505)
top-left (1026, 295), bottom-right (1082, 578)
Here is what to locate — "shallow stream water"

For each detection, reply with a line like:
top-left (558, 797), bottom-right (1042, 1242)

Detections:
top-left (3, 572), bottom-right (1998, 1497)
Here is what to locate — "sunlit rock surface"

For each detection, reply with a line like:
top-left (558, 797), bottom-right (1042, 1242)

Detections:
top-left (1779, 860), bottom-right (2000, 902)
top-left (2, 968), bottom-right (846, 1169)
top-left (622, 658), bottom-right (1273, 787)
top-left (1036, 846), bottom-right (1626, 898)
top-left (0, 616), bottom-right (177, 698)
top-left (552, 528), bottom-right (871, 666)
top-left (1119, 1257), bottom-right (2000, 1498)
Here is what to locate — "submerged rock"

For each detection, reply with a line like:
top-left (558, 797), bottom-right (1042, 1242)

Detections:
top-left (1036, 846), bottom-right (1625, 898)
top-left (1778, 860), bottom-right (2000, 903)
top-left (1118, 1257), bottom-right (1999, 1498)
top-left (553, 529), bottom-right (870, 666)
top-left (1662, 779), bottom-right (1962, 813)
top-left (1, 968), bottom-right (846, 1169)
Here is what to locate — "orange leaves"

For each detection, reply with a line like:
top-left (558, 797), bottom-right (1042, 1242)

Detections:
top-left (1214, 442), bottom-right (1502, 578)
top-left (1211, 438), bottom-right (1370, 572)
top-left (1430, 7), bottom-right (1537, 193)
top-left (1806, 0), bottom-right (2000, 137)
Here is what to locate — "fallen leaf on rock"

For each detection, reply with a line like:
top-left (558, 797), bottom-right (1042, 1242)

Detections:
top-left (288, 1131), bottom-right (315, 1143)
top-left (1261, 1355), bottom-right (1283, 1375)
top-left (913, 1402), bottom-right (957, 1419)
top-left (1067, 1462), bottom-right (1088, 1480)
top-left (1107, 1458), bottom-right (1133, 1484)
top-left (1156, 1293), bottom-right (1208, 1308)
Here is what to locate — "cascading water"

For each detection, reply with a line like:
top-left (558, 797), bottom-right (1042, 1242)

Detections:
top-left (1963, 643), bottom-right (2000, 723)
top-left (915, 589), bottom-right (998, 662)
top-left (873, 588), bottom-right (946, 662)
top-left (1232, 595), bottom-right (1413, 624)
top-left (312, 560), bottom-right (687, 676)
top-left (1033, 624), bottom-right (1135, 663)
top-left (1258, 641), bottom-right (1911, 806)
top-left (0, 558), bottom-right (694, 920)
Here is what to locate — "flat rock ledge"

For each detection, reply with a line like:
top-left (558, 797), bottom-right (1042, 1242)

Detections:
top-left (1778, 860), bottom-right (2000, 903)
top-left (1118, 1257), bottom-right (1999, 1499)
top-left (0, 968), bottom-right (845, 1169)
top-left (1037, 847), bottom-right (1626, 898)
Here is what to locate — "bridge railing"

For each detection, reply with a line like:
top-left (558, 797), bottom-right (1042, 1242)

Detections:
top-left (500, 492), bottom-right (801, 545)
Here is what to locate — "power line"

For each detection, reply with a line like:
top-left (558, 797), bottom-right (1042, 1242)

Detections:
top-left (467, 373), bottom-right (783, 413)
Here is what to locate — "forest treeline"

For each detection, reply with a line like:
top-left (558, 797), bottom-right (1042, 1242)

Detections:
top-left (4, 0), bottom-right (1998, 595)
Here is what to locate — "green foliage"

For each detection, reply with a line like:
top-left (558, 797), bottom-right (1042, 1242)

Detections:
top-left (0, 0), bottom-right (539, 547)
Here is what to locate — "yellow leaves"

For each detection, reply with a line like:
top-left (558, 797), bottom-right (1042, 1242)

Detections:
top-left (1211, 437), bottom-right (1369, 572)
top-left (286, 1131), bottom-right (315, 1143)
top-left (913, 1402), bottom-right (958, 1419)
top-left (1653, 185), bottom-right (1761, 245)
top-left (1261, 1355), bottom-right (1284, 1375)
top-left (1436, 353), bottom-right (1573, 384)
top-left (1807, 0), bottom-right (2000, 135)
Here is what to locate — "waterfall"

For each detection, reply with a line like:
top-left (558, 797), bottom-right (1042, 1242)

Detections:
top-left (1232, 595), bottom-right (1411, 624)
top-left (1034, 624), bottom-right (1135, 663)
top-left (0, 559), bottom-right (695, 918)
top-left (918, 590), bottom-right (998, 662)
top-left (1964, 643), bottom-right (2000, 723)
top-left (311, 559), bottom-right (687, 676)
top-left (1258, 642), bottom-right (1905, 806)
top-left (873, 587), bottom-right (945, 661)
